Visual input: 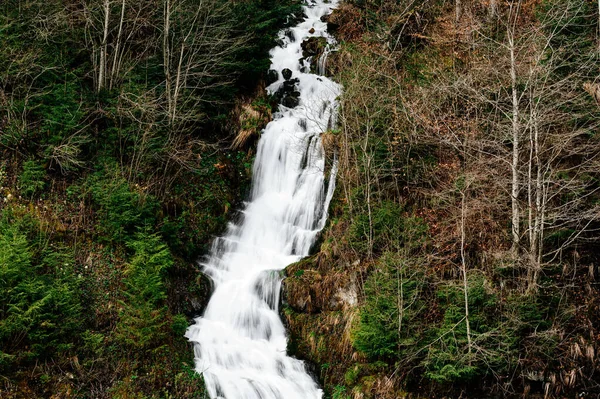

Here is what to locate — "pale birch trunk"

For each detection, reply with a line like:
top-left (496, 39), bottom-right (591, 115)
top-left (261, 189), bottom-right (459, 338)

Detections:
top-left (509, 31), bottom-right (520, 257)
top-left (489, 0), bottom-right (497, 18)
top-left (163, 0), bottom-right (172, 120)
top-left (109, 0), bottom-right (126, 90)
top-left (98, 0), bottom-right (110, 92)
top-left (460, 183), bottom-right (472, 356)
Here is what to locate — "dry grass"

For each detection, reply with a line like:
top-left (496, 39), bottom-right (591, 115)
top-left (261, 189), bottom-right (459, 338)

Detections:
top-left (230, 95), bottom-right (271, 150)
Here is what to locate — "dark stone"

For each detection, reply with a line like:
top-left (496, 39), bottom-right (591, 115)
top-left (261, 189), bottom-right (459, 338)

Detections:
top-left (266, 69), bottom-right (279, 85)
top-left (274, 77), bottom-right (300, 101)
top-left (309, 27), bottom-right (315, 34)
top-left (284, 29), bottom-right (296, 42)
top-left (282, 95), bottom-right (300, 108)
top-left (282, 68), bottom-right (293, 80)
top-left (321, 14), bottom-right (339, 33)
top-left (282, 78), bottom-right (298, 91)
top-left (291, 11), bottom-right (308, 24)
top-left (301, 36), bottom-right (327, 59)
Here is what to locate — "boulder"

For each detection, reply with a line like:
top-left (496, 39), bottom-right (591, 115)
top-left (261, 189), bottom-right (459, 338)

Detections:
top-left (266, 69), bottom-right (278, 85)
top-left (301, 37), bottom-right (327, 59)
top-left (282, 68), bottom-right (293, 80)
top-left (282, 95), bottom-right (300, 108)
top-left (320, 14), bottom-right (339, 33)
top-left (274, 77), bottom-right (299, 102)
top-left (284, 29), bottom-right (296, 42)
top-left (282, 78), bottom-right (299, 91)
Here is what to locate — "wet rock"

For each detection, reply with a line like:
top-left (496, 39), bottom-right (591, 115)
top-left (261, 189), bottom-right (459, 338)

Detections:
top-left (284, 29), bottom-right (296, 42)
top-left (274, 77), bottom-right (300, 103)
top-left (301, 37), bottom-right (327, 59)
top-left (282, 95), bottom-right (300, 108)
top-left (291, 11), bottom-right (308, 24)
top-left (266, 69), bottom-right (278, 85)
top-left (309, 27), bottom-right (315, 34)
top-left (282, 78), bottom-right (299, 91)
top-left (320, 14), bottom-right (339, 33)
top-left (282, 68), bottom-right (293, 80)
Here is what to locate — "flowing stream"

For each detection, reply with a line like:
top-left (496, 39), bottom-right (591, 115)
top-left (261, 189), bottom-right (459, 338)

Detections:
top-left (185, 1), bottom-right (341, 398)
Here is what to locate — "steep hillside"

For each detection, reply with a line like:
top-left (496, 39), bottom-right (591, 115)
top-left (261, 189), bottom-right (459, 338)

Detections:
top-left (284, 0), bottom-right (600, 397)
top-left (0, 0), bottom-right (299, 397)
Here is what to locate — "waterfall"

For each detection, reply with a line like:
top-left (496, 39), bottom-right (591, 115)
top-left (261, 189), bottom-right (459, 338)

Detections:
top-left (185, 0), bottom-right (341, 398)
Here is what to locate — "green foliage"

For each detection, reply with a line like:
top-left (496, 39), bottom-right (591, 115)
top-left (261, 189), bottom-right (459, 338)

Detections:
top-left (115, 230), bottom-right (173, 350)
top-left (172, 314), bottom-right (189, 337)
top-left (349, 202), bottom-right (427, 254)
top-left (344, 365), bottom-right (360, 385)
top-left (87, 167), bottom-right (159, 243)
top-left (353, 252), bottom-right (426, 360)
top-left (18, 160), bottom-right (46, 197)
top-left (421, 275), bottom-right (511, 384)
top-left (0, 210), bottom-right (82, 371)
top-left (331, 385), bottom-right (352, 399)
top-left (231, 0), bottom-right (302, 87)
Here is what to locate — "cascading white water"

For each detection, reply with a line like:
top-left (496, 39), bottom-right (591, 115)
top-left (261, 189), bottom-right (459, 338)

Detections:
top-left (185, 1), bottom-right (341, 398)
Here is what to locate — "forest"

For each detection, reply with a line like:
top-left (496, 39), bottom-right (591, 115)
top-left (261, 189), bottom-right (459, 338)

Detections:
top-left (1, 0), bottom-right (600, 398)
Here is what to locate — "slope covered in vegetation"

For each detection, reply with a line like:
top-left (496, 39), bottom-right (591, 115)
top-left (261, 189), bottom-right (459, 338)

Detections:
top-left (3, 0), bottom-right (600, 398)
top-left (283, 0), bottom-right (600, 397)
top-left (0, 0), bottom-right (300, 397)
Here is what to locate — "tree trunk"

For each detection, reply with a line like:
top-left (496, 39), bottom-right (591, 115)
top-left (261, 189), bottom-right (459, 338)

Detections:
top-left (460, 184), bottom-right (472, 356)
top-left (109, 0), bottom-right (126, 90)
top-left (163, 0), bottom-right (172, 119)
top-left (509, 31), bottom-right (520, 257)
top-left (98, 0), bottom-right (110, 92)
top-left (489, 0), bottom-right (497, 18)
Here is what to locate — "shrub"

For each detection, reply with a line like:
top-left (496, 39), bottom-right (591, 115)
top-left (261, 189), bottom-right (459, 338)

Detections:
top-left (18, 160), bottom-right (46, 197)
top-left (421, 275), bottom-right (513, 384)
top-left (349, 202), bottom-right (427, 254)
top-left (352, 252), bottom-right (426, 360)
top-left (87, 167), bottom-right (159, 243)
top-left (0, 216), bottom-right (82, 371)
top-left (115, 230), bottom-right (173, 350)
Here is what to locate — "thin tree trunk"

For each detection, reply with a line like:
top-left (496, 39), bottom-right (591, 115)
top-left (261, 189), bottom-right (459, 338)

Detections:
top-left (397, 264), bottom-right (404, 351)
top-left (163, 0), bottom-right (172, 119)
top-left (171, 42), bottom-right (185, 123)
top-left (109, 0), bottom-right (126, 90)
top-left (362, 109), bottom-right (373, 258)
top-left (98, 0), bottom-right (110, 92)
top-left (527, 116), bottom-right (534, 253)
top-left (531, 113), bottom-right (543, 290)
top-left (509, 31), bottom-right (520, 257)
top-left (489, 0), bottom-right (497, 18)
top-left (460, 182), bottom-right (472, 356)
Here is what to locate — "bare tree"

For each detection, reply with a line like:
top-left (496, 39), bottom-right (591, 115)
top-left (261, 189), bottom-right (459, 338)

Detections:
top-left (507, 1), bottom-right (521, 256)
top-left (162, 0), bottom-right (245, 125)
top-left (82, 0), bottom-right (156, 92)
top-left (98, 0), bottom-right (110, 91)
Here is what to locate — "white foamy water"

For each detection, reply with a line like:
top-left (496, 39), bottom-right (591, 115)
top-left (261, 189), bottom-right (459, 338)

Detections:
top-left (185, 1), bottom-right (341, 398)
